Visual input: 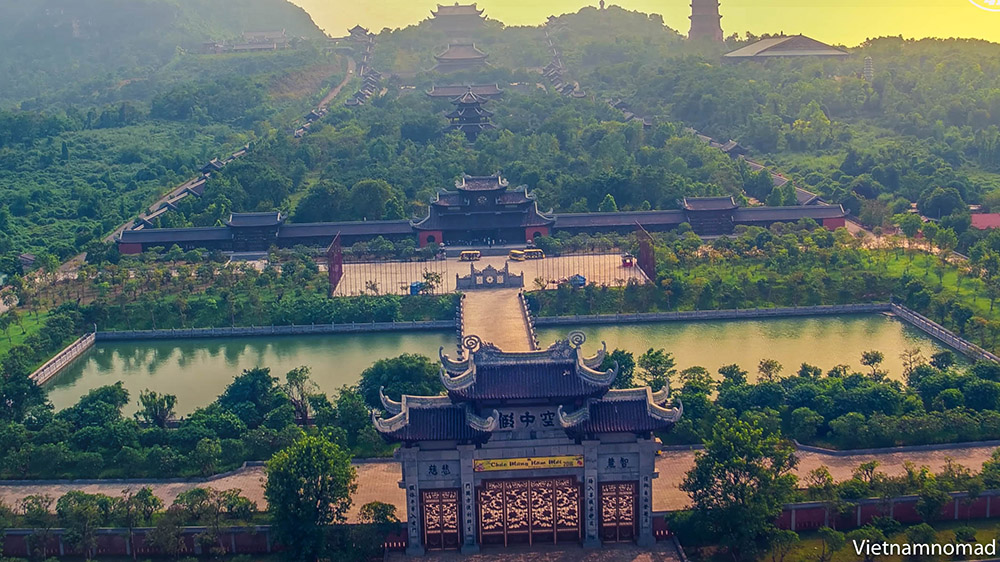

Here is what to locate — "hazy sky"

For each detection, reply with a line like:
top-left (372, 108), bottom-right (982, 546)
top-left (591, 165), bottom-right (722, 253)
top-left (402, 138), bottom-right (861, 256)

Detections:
top-left (293, 0), bottom-right (1000, 45)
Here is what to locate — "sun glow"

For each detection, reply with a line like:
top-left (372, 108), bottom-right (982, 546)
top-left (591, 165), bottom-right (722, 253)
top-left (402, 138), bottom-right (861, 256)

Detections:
top-left (294, 0), bottom-right (999, 44)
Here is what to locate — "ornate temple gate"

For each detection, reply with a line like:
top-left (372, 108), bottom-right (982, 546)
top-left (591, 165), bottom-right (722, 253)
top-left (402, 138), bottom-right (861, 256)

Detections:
top-left (599, 482), bottom-right (638, 543)
top-left (421, 489), bottom-right (461, 550)
top-left (478, 477), bottom-right (581, 546)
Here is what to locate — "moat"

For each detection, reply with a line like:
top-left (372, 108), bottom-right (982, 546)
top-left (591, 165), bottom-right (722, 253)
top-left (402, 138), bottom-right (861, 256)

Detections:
top-left (46, 314), bottom-right (956, 414)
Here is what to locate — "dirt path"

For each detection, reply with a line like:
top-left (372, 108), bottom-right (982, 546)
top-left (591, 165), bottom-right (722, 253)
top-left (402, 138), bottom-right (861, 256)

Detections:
top-left (463, 289), bottom-right (534, 351)
top-left (318, 57), bottom-right (356, 110)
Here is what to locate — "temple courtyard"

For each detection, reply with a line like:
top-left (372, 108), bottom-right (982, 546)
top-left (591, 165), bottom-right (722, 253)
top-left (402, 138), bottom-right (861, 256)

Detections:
top-left (332, 253), bottom-right (647, 296)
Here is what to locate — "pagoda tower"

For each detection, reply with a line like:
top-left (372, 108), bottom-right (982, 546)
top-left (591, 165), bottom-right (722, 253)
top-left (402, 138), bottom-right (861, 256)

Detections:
top-left (863, 56), bottom-right (874, 82)
top-left (689, 0), bottom-right (723, 42)
top-left (445, 88), bottom-right (496, 141)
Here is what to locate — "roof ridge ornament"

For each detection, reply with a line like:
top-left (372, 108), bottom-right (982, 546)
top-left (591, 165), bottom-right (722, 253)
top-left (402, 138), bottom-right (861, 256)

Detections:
top-left (462, 334), bottom-right (482, 353)
top-left (581, 340), bottom-right (608, 369)
top-left (557, 401), bottom-right (591, 428)
top-left (440, 359), bottom-right (477, 391)
top-left (379, 386), bottom-right (402, 415)
top-left (465, 405), bottom-right (499, 432)
top-left (439, 346), bottom-right (470, 370)
top-left (371, 408), bottom-right (409, 433)
top-left (647, 393), bottom-right (683, 423)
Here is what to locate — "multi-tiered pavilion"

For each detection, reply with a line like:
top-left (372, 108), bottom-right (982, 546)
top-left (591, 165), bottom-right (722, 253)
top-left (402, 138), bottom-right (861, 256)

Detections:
top-left (374, 332), bottom-right (681, 553)
top-left (430, 3), bottom-right (487, 35)
top-left (444, 89), bottom-right (496, 141)
top-left (411, 173), bottom-right (554, 246)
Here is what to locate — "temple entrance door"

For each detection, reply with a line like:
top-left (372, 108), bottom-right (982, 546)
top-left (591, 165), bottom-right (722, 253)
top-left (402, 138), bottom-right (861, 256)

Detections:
top-left (599, 482), bottom-right (637, 543)
top-left (478, 477), bottom-right (581, 547)
top-left (421, 489), bottom-right (461, 550)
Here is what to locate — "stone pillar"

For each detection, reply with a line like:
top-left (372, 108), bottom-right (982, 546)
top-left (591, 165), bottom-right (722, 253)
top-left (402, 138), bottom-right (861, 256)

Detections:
top-left (637, 439), bottom-right (656, 547)
top-left (401, 450), bottom-right (425, 556)
top-left (459, 445), bottom-right (480, 554)
top-left (583, 439), bottom-right (601, 548)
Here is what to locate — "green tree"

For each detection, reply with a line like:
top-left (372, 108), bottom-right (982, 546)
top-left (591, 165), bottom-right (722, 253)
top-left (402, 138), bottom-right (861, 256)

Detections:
top-left (598, 194), bottom-right (619, 212)
top-left (57, 491), bottom-right (113, 560)
top-left (145, 505), bottom-right (186, 561)
top-left (265, 435), bottom-right (357, 562)
top-left (915, 480), bottom-right (950, 522)
top-left (815, 526), bottom-right (845, 562)
top-left (846, 526), bottom-right (887, 562)
top-left (602, 349), bottom-right (636, 389)
top-left (285, 366), bottom-right (319, 422)
top-left (192, 438), bottom-right (222, 476)
top-left (860, 350), bottom-right (885, 378)
top-left (758, 358), bottom-right (783, 382)
top-left (135, 390), bottom-right (176, 429)
top-left (20, 494), bottom-right (55, 560)
top-left (788, 407), bottom-right (823, 442)
top-left (680, 416), bottom-right (798, 562)
top-left (638, 348), bottom-right (677, 391)
top-left (769, 529), bottom-right (799, 562)
top-left (117, 487), bottom-right (163, 561)
top-left (358, 354), bottom-right (443, 409)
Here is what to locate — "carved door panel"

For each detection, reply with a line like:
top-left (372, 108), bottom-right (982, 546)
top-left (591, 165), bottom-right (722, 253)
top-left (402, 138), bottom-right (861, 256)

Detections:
top-left (529, 479), bottom-right (555, 544)
top-left (504, 480), bottom-right (530, 544)
top-left (478, 478), bottom-right (582, 547)
top-left (554, 477), bottom-right (582, 542)
top-left (599, 482), bottom-right (637, 543)
top-left (422, 489), bottom-right (461, 550)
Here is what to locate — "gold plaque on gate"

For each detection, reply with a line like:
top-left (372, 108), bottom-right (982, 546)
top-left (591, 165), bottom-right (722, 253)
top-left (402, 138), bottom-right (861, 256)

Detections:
top-left (474, 455), bottom-right (584, 472)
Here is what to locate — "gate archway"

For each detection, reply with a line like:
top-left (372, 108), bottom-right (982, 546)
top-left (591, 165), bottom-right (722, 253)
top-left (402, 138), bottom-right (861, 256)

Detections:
top-left (478, 477), bottom-right (581, 547)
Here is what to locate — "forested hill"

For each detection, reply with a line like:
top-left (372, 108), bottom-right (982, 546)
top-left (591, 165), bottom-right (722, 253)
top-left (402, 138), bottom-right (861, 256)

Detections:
top-left (0, 0), bottom-right (326, 106)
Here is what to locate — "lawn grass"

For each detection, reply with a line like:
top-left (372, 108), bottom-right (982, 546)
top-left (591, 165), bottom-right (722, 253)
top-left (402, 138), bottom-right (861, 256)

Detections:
top-left (0, 310), bottom-right (49, 357)
top-left (689, 519), bottom-right (1000, 561)
top-left (787, 519), bottom-right (1000, 562)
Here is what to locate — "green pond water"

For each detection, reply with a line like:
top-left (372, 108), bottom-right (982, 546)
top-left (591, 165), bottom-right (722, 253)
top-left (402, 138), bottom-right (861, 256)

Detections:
top-left (47, 331), bottom-right (455, 415)
top-left (46, 315), bottom-right (956, 414)
top-left (537, 314), bottom-right (957, 383)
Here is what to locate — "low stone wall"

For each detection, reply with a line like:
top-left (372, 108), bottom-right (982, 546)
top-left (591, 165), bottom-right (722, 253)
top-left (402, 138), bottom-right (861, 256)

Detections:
top-left (29, 333), bottom-right (95, 385)
top-left (890, 302), bottom-right (1000, 363)
top-left (519, 291), bottom-right (540, 351)
top-left (533, 303), bottom-right (891, 326)
top-left (792, 438), bottom-right (1000, 457)
top-left (96, 320), bottom-right (455, 342)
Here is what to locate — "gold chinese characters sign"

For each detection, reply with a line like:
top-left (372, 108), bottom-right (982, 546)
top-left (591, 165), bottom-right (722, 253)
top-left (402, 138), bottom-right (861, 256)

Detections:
top-left (474, 456), bottom-right (584, 472)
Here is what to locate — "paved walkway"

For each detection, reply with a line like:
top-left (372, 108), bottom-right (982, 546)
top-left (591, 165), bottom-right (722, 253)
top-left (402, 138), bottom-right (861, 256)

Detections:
top-left (5, 445), bottom-right (1000, 521)
top-left (463, 289), bottom-right (534, 352)
top-left (386, 542), bottom-right (681, 562)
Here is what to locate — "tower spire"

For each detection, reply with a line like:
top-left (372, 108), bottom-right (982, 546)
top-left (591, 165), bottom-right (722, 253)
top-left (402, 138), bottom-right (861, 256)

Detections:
top-left (689, 0), bottom-right (723, 42)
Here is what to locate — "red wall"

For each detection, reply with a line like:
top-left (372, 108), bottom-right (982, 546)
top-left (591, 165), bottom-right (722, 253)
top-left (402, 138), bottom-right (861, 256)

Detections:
top-left (823, 217), bottom-right (846, 230)
top-left (118, 243), bottom-right (144, 255)
top-left (526, 226), bottom-right (549, 243)
top-left (418, 230), bottom-right (443, 248)
top-left (779, 493), bottom-right (1000, 532)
